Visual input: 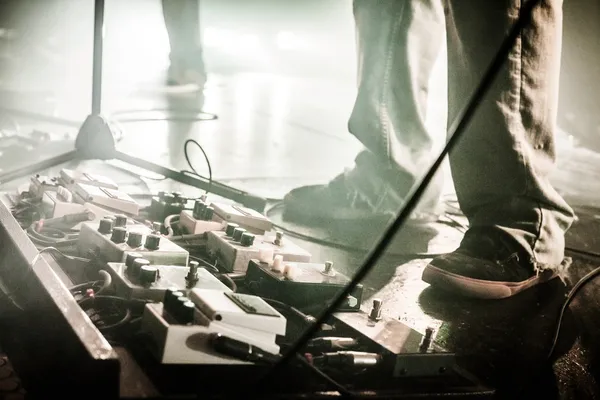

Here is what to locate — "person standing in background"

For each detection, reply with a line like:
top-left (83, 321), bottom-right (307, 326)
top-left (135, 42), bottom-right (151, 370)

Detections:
top-left (161, 0), bottom-right (207, 88)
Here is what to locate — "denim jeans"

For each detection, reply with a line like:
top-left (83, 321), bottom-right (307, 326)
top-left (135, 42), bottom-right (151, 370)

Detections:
top-left (348, 0), bottom-right (574, 268)
top-left (161, 0), bottom-right (204, 70)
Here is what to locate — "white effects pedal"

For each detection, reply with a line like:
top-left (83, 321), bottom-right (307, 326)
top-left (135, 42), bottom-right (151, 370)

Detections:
top-left (206, 225), bottom-right (311, 273)
top-left (141, 289), bottom-right (285, 364)
top-left (78, 218), bottom-right (189, 266)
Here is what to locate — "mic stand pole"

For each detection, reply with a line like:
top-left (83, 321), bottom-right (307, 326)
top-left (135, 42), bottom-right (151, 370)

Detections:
top-left (0, 0), bottom-right (266, 211)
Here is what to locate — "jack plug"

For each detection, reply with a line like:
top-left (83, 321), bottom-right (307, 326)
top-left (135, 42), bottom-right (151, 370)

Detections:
top-left (312, 351), bottom-right (381, 369)
top-left (305, 337), bottom-right (358, 352)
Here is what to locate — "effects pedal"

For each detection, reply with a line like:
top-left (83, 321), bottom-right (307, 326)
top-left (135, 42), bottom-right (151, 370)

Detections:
top-left (77, 217), bottom-right (189, 266)
top-left (105, 258), bottom-right (230, 302)
top-left (206, 225), bottom-right (311, 273)
top-left (59, 168), bottom-right (119, 190)
top-left (72, 183), bottom-right (140, 215)
top-left (29, 174), bottom-right (59, 198)
top-left (332, 309), bottom-right (455, 379)
top-left (150, 191), bottom-right (189, 221)
top-left (245, 259), bottom-right (362, 311)
top-left (179, 199), bottom-right (224, 234)
top-left (42, 186), bottom-right (87, 218)
top-left (210, 201), bottom-right (272, 234)
top-left (141, 289), bottom-right (285, 364)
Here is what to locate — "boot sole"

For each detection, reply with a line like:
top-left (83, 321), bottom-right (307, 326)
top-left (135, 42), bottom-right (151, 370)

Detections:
top-left (421, 264), bottom-right (557, 299)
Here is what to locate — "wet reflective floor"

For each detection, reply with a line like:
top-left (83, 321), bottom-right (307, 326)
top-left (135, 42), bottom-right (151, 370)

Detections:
top-left (1, 0), bottom-right (600, 398)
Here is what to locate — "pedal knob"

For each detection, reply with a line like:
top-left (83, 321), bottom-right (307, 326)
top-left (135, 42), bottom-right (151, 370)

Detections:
top-left (130, 258), bottom-right (150, 276)
top-left (193, 200), bottom-right (207, 219)
top-left (179, 300), bottom-right (195, 324)
top-left (127, 231), bottom-right (143, 248)
top-left (114, 214), bottom-right (127, 227)
top-left (164, 288), bottom-right (184, 311)
top-left (98, 218), bottom-right (113, 234)
top-left (232, 227), bottom-right (246, 242)
top-left (140, 265), bottom-right (159, 284)
top-left (240, 232), bottom-right (255, 247)
top-left (203, 206), bottom-right (214, 221)
top-left (145, 234), bottom-right (161, 250)
top-left (225, 223), bottom-right (239, 236)
top-left (125, 252), bottom-right (143, 269)
top-left (111, 227), bottom-right (127, 244)
top-left (173, 296), bottom-right (194, 324)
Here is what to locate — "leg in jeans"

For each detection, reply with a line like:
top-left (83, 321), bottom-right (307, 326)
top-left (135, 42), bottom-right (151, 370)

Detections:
top-left (283, 0), bottom-right (445, 226)
top-left (161, 0), bottom-right (206, 86)
top-left (423, 0), bottom-right (575, 299)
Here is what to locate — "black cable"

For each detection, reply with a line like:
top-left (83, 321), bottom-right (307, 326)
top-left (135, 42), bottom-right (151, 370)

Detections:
top-left (109, 108), bottom-right (218, 123)
top-left (265, 202), bottom-right (449, 258)
top-left (218, 273), bottom-right (237, 292)
top-left (77, 295), bottom-right (137, 332)
top-left (183, 138), bottom-right (213, 195)
top-left (294, 353), bottom-right (355, 397)
top-left (255, 0), bottom-right (542, 389)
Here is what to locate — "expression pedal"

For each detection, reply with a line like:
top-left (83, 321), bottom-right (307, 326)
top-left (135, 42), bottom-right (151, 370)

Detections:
top-left (72, 182), bottom-right (140, 215)
top-left (58, 168), bottom-right (119, 190)
top-left (332, 310), bottom-right (456, 379)
top-left (77, 217), bottom-right (189, 266)
top-left (141, 289), bottom-right (286, 364)
top-left (206, 224), bottom-right (311, 273)
top-left (105, 257), bottom-right (231, 302)
top-left (245, 259), bottom-right (363, 312)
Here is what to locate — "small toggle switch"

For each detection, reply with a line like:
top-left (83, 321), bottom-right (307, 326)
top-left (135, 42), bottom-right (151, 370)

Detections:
top-left (274, 231), bottom-right (284, 246)
top-left (322, 261), bottom-right (335, 276)
top-left (419, 326), bottom-right (435, 352)
top-left (369, 298), bottom-right (383, 322)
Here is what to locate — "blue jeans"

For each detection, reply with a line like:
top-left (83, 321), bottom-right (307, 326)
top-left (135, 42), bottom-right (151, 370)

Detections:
top-left (348, 0), bottom-right (573, 268)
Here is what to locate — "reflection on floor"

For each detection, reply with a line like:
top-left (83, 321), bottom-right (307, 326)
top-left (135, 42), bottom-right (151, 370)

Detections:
top-left (1, 0), bottom-right (600, 398)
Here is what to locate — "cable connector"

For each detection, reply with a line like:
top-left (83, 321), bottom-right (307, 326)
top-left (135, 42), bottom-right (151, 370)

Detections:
top-left (305, 337), bottom-right (358, 352)
top-left (312, 351), bottom-right (381, 368)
